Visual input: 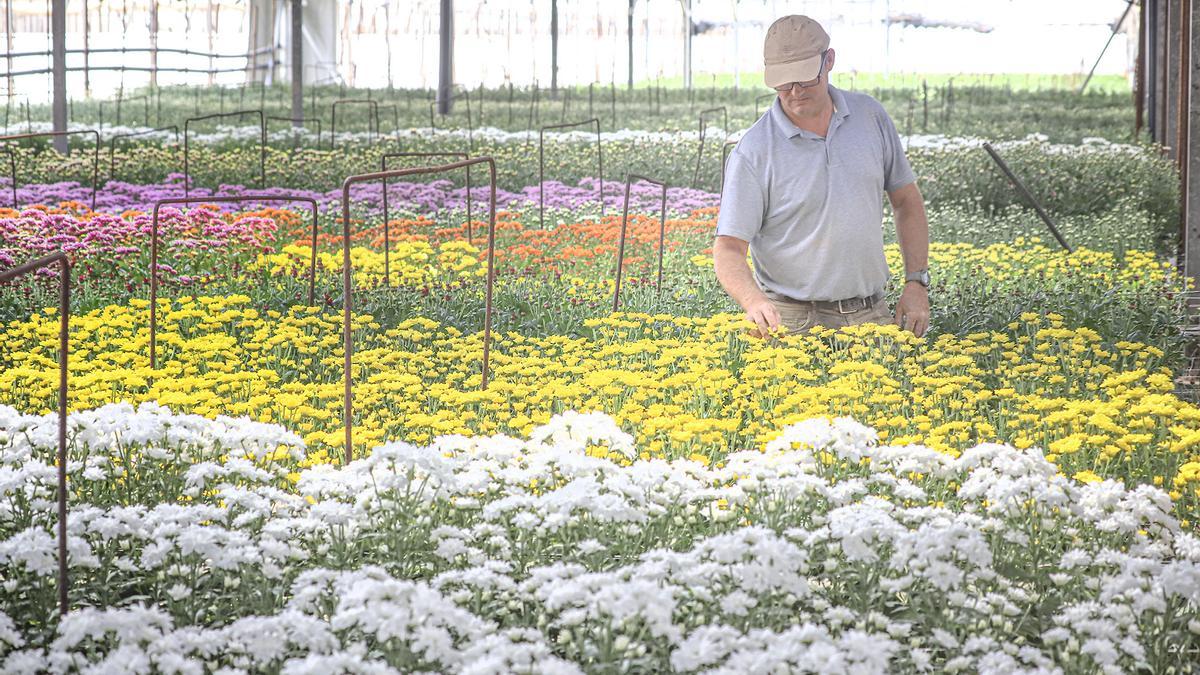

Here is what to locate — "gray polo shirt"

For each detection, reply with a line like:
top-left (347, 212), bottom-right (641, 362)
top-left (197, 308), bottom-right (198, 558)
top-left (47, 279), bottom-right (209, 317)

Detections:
top-left (716, 85), bottom-right (915, 301)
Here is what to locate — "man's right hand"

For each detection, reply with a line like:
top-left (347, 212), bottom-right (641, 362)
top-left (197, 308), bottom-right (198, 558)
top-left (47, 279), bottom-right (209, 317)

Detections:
top-left (713, 235), bottom-right (783, 339)
top-left (744, 296), bottom-right (783, 339)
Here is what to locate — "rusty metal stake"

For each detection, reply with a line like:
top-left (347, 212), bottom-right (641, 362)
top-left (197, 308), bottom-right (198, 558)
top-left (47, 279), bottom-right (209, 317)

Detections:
top-left (692, 107), bottom-right (729, 190)
top-left (330, 99), bottom-right (379, 149)
top-left (381, 152), bottom-right (474, 286)
top-left (108, 126), bottom-right (180, 181)
top-left (184, 110), bottom-right (266, 198)
top-left (3, 147), bottom-right (14, 209)
top-left (754, 93), bottom-right (775, 118)
top-left (613, 174), bottom-right (668, 312)
top-left (0, 251), bottom-right (70, 616)
top-left (340, 157), bottom-right (498, 463)
top-left (982, 142), bottom-right (1073, 253)
top-left (538, 118), bottom-right (603, 229)
top-left (719, 139), bottom-right (738, 197)
top-left (1, 129), bottom-right (101, 210)
top-left (149, 195), bottom-right (322, 369)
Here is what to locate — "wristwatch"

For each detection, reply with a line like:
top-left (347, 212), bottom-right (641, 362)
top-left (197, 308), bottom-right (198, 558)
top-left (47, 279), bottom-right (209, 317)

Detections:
top-left (905, 268), bottom-right (930, 287)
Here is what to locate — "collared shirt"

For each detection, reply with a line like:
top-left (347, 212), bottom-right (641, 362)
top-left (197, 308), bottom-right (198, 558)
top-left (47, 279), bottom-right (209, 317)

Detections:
top-left (716, 85), bottom-right (915, 301)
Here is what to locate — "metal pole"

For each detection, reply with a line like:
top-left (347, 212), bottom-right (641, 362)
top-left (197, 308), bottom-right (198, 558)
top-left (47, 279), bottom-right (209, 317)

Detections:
top-left (1185, 0), bottom-right (1200, 288)
top-left (550, 0), bottom-right (558, 97)
top-left (438, 0), bottom-right (453, 115)
top-left (150, 0), bottom-right (159, 88)
top-left (982, 143), bottom-right (1072, 253)
top-left (683, 0), bottom-right (693, 91)
top-left (1148, 0), bottom-right (1158, 141)
top-left (1079, 0), bottom-right (1135, 95)
top-left (627, 0), bottom-right (635, 89)
top-left (51, 0), bottom-right (66, 152)
top-left (5, 0), bottom-right (13, 95)
top-left (82, 0), bottom-right (89, 96)
top-left (1135, 0), bottom-right (1146, 138)
top-left (291, 0), bottom-right (302, 124)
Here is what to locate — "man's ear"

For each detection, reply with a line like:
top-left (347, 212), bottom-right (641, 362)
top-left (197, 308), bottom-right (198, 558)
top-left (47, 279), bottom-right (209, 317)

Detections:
top-left (825, 48), bottom-right (836, 74)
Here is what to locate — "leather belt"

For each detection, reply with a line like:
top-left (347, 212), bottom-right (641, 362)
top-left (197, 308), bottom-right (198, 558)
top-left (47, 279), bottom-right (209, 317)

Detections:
top-left (778, 290), bottom-right (885, 314)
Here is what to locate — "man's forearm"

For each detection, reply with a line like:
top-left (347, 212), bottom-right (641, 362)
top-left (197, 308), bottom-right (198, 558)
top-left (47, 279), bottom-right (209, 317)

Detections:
top-left (714, 246), bottom-right (767, 310)
top-left (894, 199), bottom-right (929, 276)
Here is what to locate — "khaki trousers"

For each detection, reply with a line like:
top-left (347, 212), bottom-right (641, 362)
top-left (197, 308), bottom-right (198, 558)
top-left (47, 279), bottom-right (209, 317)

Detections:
top-left (764, 289), bottom-right (894, 334)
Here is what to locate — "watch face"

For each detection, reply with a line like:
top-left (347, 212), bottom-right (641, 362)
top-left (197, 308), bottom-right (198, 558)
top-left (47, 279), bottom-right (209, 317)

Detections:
top-left (908, 270), bottom-right (929, 286)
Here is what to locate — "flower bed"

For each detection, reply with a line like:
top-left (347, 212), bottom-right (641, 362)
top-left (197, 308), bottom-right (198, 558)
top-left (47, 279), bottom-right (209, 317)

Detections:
top-left (1, 404), bottom-right (1197, 672)
top-left (2, 297), bottom-right (1198, 520)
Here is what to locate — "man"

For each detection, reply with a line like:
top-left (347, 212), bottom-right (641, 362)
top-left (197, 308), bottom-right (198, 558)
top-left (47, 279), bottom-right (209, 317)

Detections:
top-left (714, 15), bottom-right (930, 339)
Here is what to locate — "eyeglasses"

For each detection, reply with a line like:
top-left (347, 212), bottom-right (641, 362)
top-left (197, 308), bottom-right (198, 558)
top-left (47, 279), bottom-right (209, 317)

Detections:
top-left (773, 51), bottom-right (828, 93)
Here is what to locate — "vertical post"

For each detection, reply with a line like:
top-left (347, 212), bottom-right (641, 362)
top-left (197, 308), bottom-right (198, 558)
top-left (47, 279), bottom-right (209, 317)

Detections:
top-left (732, 0), bottom-right (739, 90)
top-left (1135, 0), bottom-right (1146, 138)
top-left (1178, 0), bottom-right (1190, 170)
top-left (51, 0), bottom-right (66, 153)
top-left (208, 0), bottom-right (216, 86)
top-left (438, 0), bottom-right (453, 115)
top-left (683, 0), bottom-right (693, 91)
top-left (1156, 0), bottom-right (1168, 144)
top-left (291, 0), bottom-right (303, 124)
top-left (1166, 0), bottom-right (1181, 156)
top-left (550, 0), bottom-right (559, 97)
top-left (150, 0), bottom-right (159, 88)
top-left (1148, 0), bottom-right (1158, 141)
top-left (83, 0), bottom-right (90, 96)
top-left (627, 0), bottom-right (635, 89)
top-left (1186, 0), bottom-right (1200, 288)
top-left (5, 0), bottom-right (13, 96)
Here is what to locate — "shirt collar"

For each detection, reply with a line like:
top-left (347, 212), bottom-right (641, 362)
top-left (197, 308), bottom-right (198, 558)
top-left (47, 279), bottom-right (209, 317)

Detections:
top-left (770, 85), bottom-right (851, 139)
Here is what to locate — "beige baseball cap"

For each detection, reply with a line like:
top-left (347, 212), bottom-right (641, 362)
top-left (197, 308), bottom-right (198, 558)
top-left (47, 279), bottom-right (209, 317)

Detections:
top-left (763, 15), bottom-right (830, 88)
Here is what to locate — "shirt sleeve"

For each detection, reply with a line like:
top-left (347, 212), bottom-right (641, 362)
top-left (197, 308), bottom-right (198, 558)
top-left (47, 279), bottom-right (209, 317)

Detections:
top-left (877, 107), bottom-right (916, 193)
top-left (715, 152), bottom-right (767, 242)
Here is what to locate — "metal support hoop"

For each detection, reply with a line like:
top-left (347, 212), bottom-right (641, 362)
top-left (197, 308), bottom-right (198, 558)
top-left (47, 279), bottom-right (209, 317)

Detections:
top-left (148, 195), bottom-right (321, 369)
top-left (183, 110), bottom-right (266, 198)
top-left (340, 157), bottom-right (499, 463)
top-left (0, 251), bottom-right (70, 616)
top-left (613, 174), bottom-right (668, 312)
top-left (538, 118), bottom-right (603, 229)
top-left (0, 129), bottom-right (100, 210)
top-left (380, 151), bottom-right (474, 285)
top-left (330, 99), bottom-right (379, 149)
top-left (693, 106), bottom-right (729, 189)
top-left (108, 126), bottom-right (180, 181)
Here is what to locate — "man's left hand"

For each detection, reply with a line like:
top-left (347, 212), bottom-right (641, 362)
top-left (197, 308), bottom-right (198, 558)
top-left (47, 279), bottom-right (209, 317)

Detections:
top-left (894, 282), bottom-right (930, 337)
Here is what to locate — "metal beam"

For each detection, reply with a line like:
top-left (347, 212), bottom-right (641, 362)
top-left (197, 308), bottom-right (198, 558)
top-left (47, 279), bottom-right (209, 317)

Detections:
top-left (1157, 0), bottom-right (1169, 145)
top-left (1148, 0), bottom-right (1159, 141)
top-left (292, 0), bottom-right (302, 123)
top-left (683, 0), bottom-right (693, 90)
top-left (1167, 0), bottom-right (1181, 156)
top-left (627, 0), bottom-right (635, 89)
top-left (150, 0), bottom-right (159, 88)
top-left (438, 0), bottom-right (452, 115)
top-left (1185, 1), bottom-right (1200, 288)
top-left (51, 0), bottom-right (66, 152)
top-left (550, 0), bottom-right (558, 96)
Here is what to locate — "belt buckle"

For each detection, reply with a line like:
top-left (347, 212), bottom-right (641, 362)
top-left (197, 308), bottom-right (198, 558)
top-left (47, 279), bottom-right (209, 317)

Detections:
top-left (836, 297), bottom-right (860, 314)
